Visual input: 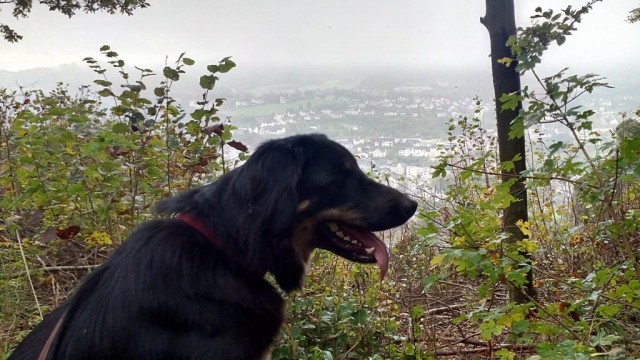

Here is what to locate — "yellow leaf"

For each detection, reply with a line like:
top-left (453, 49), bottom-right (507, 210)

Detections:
top-left (84, 231), bottom-right (113, 248)
top-left (515, 219), bottom-right (532, 237)
top-left (497, 57), bottom-right (513, 67)
top-left (520, 239), bottom-right (538, 253)
top-left (497, 311), bottom-right (524, 327)
top-left (64, 145), bottom-right (76, 155)
top-left (430, 254), bottom-right (446, 266)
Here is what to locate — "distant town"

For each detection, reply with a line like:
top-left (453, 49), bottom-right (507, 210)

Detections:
top-left (1, 63), bottom-right (638, 186)
top-left (211, 81), bottom-right (639, 186)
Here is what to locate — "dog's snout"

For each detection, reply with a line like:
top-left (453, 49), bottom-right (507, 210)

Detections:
top-left (398, 196), bottom-right (418, 219)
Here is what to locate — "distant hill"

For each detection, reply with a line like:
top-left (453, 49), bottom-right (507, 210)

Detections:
top-left (0, 64), bottom-right (96, 91)
top-left (1, 62), bottom-right (637, 104)
top-left (0, 62), bottom-right (492, 93)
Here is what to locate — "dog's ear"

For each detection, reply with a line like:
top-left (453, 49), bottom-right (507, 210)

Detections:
top-left (236, 139), bottom-right (303, 235)
top-left (234, 138), bottom-right (309, 291)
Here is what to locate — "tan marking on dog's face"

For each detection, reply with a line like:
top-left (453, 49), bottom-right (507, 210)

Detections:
top-left (297, 200), bottom-right (311, 212)
top-left (290, 206), bottom-right (367, 290)
top-left (291, 207), bottom-right (364, 269)
top-left (260, 350), bottom-right (272, 360)
top-left (314, 208), bottom-right (363, 225)
top-left (292, 218), bottom-right (316, 265)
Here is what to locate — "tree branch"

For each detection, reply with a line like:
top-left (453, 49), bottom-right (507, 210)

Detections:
top-left (443, 162), bottom-right (599, 189)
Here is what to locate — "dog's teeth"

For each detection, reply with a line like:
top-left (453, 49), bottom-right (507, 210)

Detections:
top-left (365, 247), bottom-right (375, 254)
top-left (329, 223), bottom-right (339, 232)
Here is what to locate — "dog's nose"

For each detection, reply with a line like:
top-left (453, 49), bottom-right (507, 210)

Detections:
top-left (399, 196), bottom-right (418, 219)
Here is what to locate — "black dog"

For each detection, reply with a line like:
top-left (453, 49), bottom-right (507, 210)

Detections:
top-left (9, 134), bottom-right (417, 360)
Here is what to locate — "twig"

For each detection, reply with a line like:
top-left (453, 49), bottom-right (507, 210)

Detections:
top-left (426, 304), bottom-right (465, 316)
top-left (16, 230), bottom-right (43, 319)
top-left (41, 265), bottom-right (100, 272)
top-left (444, 162), bottom-right (599, 189)
top-left (10, 264), bottom-right (100, 278)
top-left (440, 335), bottom-right (485, 348)
top-left (437, 280), bottom-right (480, 293)
top-left (434, 343), bottom-right (536, 356)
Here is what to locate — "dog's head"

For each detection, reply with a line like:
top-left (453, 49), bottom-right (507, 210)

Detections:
top-left (237, 134), bottom-right (417, 291)
top-left (157, 134), bottom-right (417, 292)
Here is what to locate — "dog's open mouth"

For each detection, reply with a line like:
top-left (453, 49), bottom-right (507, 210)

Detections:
top-left (317, 222), bottom-right (389, 280)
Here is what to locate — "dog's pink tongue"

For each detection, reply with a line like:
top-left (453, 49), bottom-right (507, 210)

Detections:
top-left (344, 228), bottom-right (389, 280)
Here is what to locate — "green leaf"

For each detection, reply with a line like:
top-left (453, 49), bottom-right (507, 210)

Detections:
top-left (48, 108), bottom-right (66, 116)
top-left (218, 58), bottom-right (236, 73)
top-left (499, 92), bottom-right (521, 112)
top-left (596, 303), bottom-right (621, 317)
top-left (422, 274), bottom-right (439, 293)
top-left (100, 45), bottom-right (110, 51)
top-left (163, 67), bottom-right (180, 81)
top-left (556, 35), bottom-right (566, 46)
top-left (199, 75), bottom-right (216, 90)
top-left (97, 89), bottom-right (113, 97)
top-left (67, 182), bottom-right (85, 195)
top-left (191, 109), bottom-right (205, 120)
top-left (207, 64), bottom-right (219, 73)
top-left (93, 79), bottom-right (112, 87)
top-left (591, 332), bottom-right (621, 347)
top-left (511, 319), bottom-right (530, 334)
top-left (480, 319), bottom-right (503, 340)
top-left (548, 141), bottom-right (565, 155)
top-left (153, 87), bottom-right (166, 97)
top-left (577, 121), bottom-right (592, 131)
top-left (495, 349), bottom-right (515, 360)
top-left (501, 160), bottom-right (515, 172)
top-left (68, 116), bottom-right (88, 123)
top-left (349, 308), bottom-right (368, 325)
top-left (410, 305), bottom-right (424, 320)
top-left (508, 118), bottom-right (525, 139)
top-left (112, 123), bottom-right (130, 133)
top-left (183, 57), bottom-right (195, 66)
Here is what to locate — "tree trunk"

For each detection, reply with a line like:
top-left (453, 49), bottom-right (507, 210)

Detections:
top-left (481, 0), bottom-right (535, 304)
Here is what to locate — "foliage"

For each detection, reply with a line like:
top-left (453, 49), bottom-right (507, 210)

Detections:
top-left (420, 2), bottom-right (640, 358)
top-left (615, 118), bottom-right (640, 140)
top-left (629, 5), bottom-right (640, 23)
top-left (268, 220), bottom-right (457, 360)
top-left (0, 47), bottom-right (245, 356)
top-left (0, 0), bottom-right (150, 42)
top-left (426, 103), bottom-right (640, 358)
top-left (2, 2), bottom-right (640, 359)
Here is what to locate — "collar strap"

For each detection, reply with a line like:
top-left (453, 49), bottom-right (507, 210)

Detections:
top-left (176, 213), bottom-right (229, 257)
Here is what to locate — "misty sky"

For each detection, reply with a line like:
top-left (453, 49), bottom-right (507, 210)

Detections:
top-left (0, 0), bottom-right (638, 73)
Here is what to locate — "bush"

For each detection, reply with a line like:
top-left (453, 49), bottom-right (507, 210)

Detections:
top-left (0, 48), bottom-right (246, 356)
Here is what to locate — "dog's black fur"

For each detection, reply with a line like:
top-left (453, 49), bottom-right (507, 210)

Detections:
top-left (9, 134), bottom-right (417, 360)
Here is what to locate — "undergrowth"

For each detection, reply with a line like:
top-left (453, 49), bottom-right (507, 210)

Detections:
top-left (2, 6), bottom-right (640, 357)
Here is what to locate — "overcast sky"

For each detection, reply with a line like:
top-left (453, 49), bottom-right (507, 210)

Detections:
top-left (0, 0), bottom-right (638, 73)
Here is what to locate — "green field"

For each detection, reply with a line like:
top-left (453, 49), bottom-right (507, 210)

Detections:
top-left (228, 99), bottom-right (345, 117)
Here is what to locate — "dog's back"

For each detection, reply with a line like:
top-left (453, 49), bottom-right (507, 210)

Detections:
top-left (9, 220), bottom-right (284, 360)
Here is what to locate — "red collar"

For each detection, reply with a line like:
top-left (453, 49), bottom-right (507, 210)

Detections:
top-left (176, 213), bottom-right (228, 256)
